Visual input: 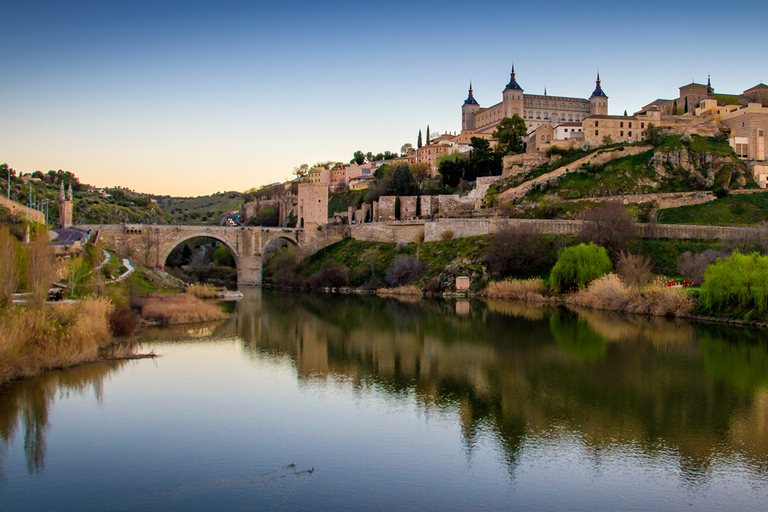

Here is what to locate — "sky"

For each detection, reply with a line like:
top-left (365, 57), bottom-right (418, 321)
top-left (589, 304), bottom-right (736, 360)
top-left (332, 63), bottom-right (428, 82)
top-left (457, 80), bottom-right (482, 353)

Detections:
top-left (1, 0), bottom-right (766, 197)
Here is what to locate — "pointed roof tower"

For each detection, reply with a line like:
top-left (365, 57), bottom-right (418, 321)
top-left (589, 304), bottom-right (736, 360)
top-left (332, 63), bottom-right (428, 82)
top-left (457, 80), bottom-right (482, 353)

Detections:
top-left (67, 183), bottom-right (73, 201)
top-left (707, 74), bottom-right (714, 95)
top-left (590, 72), bottom-right (608, 98)
top-left (504, 65), bottom-right (523, 91)
top-left (59, 182), bottom-right (66, 201)
top-left (463, 82), bottom-right (479, 105)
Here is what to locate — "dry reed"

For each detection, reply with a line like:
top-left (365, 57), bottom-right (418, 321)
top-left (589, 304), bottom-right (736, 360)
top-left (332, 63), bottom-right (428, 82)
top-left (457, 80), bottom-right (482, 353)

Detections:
top-left (567, 274), bottom-right (693, 317)
top-left (484, 278), bottom-right (548, 301)
top-left (0, 298), bottom-right (113, 383)
top-left (138, 292), bottom-right (225, 324)
top-left (186, 283), bottom-right (221, 299)
top-left (376, 285), bottom-right (423, 297)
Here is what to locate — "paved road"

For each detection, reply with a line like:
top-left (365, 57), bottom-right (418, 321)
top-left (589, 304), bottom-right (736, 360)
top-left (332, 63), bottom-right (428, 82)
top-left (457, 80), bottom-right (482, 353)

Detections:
top-left (50, 228), bottom-right (88, 246)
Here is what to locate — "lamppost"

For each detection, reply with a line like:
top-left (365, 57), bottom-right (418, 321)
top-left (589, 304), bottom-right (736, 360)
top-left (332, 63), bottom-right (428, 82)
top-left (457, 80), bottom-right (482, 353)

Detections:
top-left (40, 199), bottom-right (51, 225)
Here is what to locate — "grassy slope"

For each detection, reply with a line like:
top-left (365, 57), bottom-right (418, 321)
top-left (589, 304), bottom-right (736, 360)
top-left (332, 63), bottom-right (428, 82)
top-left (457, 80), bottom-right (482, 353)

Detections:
top-left (657, 192), bottom-right (768, 226)
top-left (150, 192), bottom-right (243, 225)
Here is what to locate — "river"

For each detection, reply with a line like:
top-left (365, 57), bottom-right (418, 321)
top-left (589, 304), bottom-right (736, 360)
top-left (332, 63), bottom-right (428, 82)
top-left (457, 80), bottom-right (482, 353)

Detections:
top-left (1, 290), bottom-right (768, 511)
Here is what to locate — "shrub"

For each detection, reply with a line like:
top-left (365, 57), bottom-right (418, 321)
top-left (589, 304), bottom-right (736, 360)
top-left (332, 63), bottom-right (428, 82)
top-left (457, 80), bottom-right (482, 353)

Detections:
top-left (309, 262), bottom-right (349, 289)
top-left (109, 302), bottom-right (140, 337)
top-left (616, 252), bottom-right (653, 287)
top-left (483, 224), bottom-right (552, 279)
top-left (385, 256), bottom-right (425, 287)
top-left (678, 249), bottom-right (724, 286)
top-left (0, 225), bottom-right (19, 306)
top-left (262, 246), bottom-right (300, 288)
top-left (568, 274), bottom-right (692, 316)
top-left (699, 251), bottom-right (768, 319)
top-left (550, 243), bottom-right (612, 294)
top-left (138, 293), bottom-right (224, 324)
top-left (187, 283), bottom-right (220, 298)
top-left (441, 230), bottom-right (454, 241)
top-left (578, 202), bottom-right (637, 259)
top-left (714, 187), bottom-right (730, 199)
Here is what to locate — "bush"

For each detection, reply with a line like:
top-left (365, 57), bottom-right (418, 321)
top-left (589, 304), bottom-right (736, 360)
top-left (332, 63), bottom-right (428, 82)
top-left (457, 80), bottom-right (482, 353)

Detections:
top-left (109, 302), bottom-right (140, 337)
top-left (483, 225), bottom-right (552, 279)
top-left (550, 243), bottom-right (612, 294)
top-left (616, 252), bottom-right (653, 287)
top-left (385, 256), bottom-right (425, 287)
top-left (678, 249), bottom-right (724, 286)
top-left (441, 230), bottom-right (454, 241)
top-left (309, 262), bottom-right (349, 289)
top-left (699, 251), bottom-right (768, 319)
top-left (568, 274), bottom-right (692, 316)
top-left (714, 188), bottom-right (730, 199)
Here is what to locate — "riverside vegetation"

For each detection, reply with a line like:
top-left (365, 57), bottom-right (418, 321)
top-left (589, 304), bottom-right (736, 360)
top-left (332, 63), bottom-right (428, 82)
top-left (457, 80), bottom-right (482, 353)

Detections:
top-left (0, 223), bottom-right (226, 385)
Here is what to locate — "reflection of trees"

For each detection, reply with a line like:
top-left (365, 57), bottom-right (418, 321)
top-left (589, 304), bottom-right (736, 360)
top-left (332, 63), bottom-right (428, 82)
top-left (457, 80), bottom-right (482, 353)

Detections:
top-left (240, 291), bottom-right (768, 479)
top-left (0, 361), bottom-right (126, 476)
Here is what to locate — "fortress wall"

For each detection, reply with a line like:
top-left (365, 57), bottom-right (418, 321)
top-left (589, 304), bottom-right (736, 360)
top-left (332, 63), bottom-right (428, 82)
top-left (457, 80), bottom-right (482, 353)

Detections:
top-left (400, 196), bottom-right (418, 219)
top-left (378, 196), bottom-right (397, 221)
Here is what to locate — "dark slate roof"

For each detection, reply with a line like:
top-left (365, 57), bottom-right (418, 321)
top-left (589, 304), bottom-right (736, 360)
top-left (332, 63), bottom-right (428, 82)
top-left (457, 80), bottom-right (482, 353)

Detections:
top-left (504, 66), bottom-right (523, 91)
top-left (464, 90), bottom-right (479, 105)
top-left (590, 73), bottom-right (608, 98)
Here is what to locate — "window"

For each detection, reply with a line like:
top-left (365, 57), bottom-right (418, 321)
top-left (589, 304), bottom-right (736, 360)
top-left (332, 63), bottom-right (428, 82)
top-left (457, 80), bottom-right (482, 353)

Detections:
top-left (547, 135), bottom-right (551, 140)
top-left (759, 129), bottom-right (765, 137)
top-left (620, 131), bottom-right (624, 136)
top-left (641, 122), bottom-right (645, 129)
top-left (620, 122), bottom-right (624, 128)
top-left (628, 122), bottom-right (632, 128)
top-left (541, 135), bottom-right (545, 140)
top-left (628, 131), bottom-right (632, 137)
top-left (595, 121), bottom-right (599, 127)
top-left (595, 130), bottom-right (599, 136)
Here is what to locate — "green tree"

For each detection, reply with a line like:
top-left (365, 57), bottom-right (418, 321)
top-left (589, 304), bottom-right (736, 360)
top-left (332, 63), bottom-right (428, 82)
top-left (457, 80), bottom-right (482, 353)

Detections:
top-left (417, 130), bottom-right (423, 149)
top-left (467, 137), bottom-right (501, 181)
top-left (437, 153), bottom-right (466, 188)
top-left (492, 115), bottom-right (527, 156)
top-left (400, 143), bottom-right (413, 156)
top-left (550, 243), bottom-right (612, 294)
top-left (389, 164), bottom-right (416, 196)
top-left (351, 151), bottom-right (365, 165)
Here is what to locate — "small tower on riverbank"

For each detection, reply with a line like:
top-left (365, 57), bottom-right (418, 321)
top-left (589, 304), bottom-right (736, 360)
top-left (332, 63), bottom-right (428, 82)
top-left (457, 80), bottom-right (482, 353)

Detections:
top-left (59, 182), bottom-right (73, 228)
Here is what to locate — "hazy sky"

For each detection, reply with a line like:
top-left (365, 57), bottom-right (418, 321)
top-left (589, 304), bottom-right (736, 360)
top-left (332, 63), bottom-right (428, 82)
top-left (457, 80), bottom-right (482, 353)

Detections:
top-left (1, 0), bottom-right (766, 196)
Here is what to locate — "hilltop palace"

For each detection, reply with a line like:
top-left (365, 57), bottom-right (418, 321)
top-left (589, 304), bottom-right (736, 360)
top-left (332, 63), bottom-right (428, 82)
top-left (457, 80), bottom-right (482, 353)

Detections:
top-left (460, 66), bottom-right (608, 135)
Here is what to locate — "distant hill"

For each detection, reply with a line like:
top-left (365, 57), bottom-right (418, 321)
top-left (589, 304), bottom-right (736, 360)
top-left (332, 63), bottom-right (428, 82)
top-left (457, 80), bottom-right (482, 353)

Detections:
top-left (147, 192), bottom-right (243, 225)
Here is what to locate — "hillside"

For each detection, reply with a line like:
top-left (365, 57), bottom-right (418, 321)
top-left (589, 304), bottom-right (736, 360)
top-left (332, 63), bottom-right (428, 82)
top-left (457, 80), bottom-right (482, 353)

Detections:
top-left (492, 134), bottom-right (758, 220)
top-left (148, 192), bottom-right (243, 225)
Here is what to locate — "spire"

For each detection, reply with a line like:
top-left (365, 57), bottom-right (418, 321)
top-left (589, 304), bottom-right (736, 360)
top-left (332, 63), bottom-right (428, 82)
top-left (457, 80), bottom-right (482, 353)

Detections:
top-left (463, 81), bottom-right (479, 105)
top-left (67, 183), bottom-right (73, 201)
top-left (707, 74), bottom-right (713, 94)
top-left (590, 71), bottom-right (607, 98)
top-left (59, 182), bottom-right (65, 201)
top-left (504, 64), bottom-right (523, 91)
top-left (544, 86), bottom-right (547, 96)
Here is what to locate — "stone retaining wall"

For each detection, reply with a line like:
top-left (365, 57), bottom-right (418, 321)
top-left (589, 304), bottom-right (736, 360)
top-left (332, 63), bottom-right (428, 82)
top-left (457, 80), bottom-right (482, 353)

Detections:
top-left (0, 196), bottom-right (45, 223)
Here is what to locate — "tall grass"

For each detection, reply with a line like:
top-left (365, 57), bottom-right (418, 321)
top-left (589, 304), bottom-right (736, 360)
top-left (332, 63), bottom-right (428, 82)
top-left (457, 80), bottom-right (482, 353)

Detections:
top-left (485, 278), bottom-right (547, 301)
top-left (0, 225), bottom-right (19, 306)
top-left (568, 274), bottom-right (693, 317)
top-left (135, 292), bottom-right (225, 324)
top-left (186, 283), bottom-right (220, 299)
top-left (0, 298), bottom-right (113, 383)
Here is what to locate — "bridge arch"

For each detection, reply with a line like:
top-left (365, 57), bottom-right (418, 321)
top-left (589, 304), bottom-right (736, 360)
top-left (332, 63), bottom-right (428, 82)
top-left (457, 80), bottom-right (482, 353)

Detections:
top-left (261, 235), bottom-right (300, 265)
top-left (159, 232), bottom-right (241, 271)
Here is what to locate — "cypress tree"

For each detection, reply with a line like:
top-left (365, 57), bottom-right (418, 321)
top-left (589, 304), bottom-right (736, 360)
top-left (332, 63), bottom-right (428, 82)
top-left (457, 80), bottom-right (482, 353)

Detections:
top-left (417, 130), bottom-right (422, 149)
top-left (426, 125), bottom-right (430, 144)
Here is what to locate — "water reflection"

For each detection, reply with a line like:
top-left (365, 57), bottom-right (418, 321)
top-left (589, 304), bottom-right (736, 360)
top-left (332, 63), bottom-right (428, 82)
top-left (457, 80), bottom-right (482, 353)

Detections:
top-left (229, 291), bottom-right (768, 480)
top-left (0, 361), bottom-right (128, 476)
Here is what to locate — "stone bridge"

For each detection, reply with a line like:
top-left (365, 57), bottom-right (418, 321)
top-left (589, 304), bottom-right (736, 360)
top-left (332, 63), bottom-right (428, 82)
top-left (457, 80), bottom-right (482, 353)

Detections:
top-left (80, 223), bottom-right (325, 285)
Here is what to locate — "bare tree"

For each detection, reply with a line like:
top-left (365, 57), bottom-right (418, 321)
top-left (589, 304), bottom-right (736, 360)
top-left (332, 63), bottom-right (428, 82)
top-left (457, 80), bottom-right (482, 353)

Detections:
top-left (25, 227), bottom-right (56, 308)
top-left (66, 257), bottom-right (91, 298)
top-left (140, 228), bottom-right (156, 267)
top-left (579, 202), bottom-right (637, 259)
top-left (0, 225), bottom-right (19, 306)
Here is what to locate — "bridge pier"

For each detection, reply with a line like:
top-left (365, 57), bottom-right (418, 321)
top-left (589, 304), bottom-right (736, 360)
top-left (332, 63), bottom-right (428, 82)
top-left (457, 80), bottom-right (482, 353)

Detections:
top-left (237, 256), bottom-right (262, 286)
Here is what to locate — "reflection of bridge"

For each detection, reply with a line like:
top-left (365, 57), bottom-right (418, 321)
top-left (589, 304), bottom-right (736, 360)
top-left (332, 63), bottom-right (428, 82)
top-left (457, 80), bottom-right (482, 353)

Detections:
top-left (81, 224), bottom-right (320, 285)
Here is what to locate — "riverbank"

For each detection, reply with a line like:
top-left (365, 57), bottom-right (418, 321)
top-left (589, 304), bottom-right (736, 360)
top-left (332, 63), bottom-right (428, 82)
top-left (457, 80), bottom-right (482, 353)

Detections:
top-left (0, 298), bottom-right (118, 384)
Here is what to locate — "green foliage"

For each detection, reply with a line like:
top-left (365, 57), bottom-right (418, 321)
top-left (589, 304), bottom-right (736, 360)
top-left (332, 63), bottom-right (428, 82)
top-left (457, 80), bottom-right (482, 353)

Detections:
top-left (328, 189), bottom-right (366, 216)
top-left (713, 94), bottom-right (744, 107)
top-left (151, 192), bottom-right (242, 225)
top-left (351, 151), bottom-right (365, 165)
top-left (549, 243), bottom-right (612, 294)
top-left (492, 115), bottom-right (527, 155)
top-left (699, 251), bottom-right (768, 320)
top-left (213, 244), bottom-right (236, 267)
top-left (645, 123), bottom-right (663, 146)
top-left (438, 153), bottom-right (466, 188)
top-left (467, 137), bottom-right (501, 180)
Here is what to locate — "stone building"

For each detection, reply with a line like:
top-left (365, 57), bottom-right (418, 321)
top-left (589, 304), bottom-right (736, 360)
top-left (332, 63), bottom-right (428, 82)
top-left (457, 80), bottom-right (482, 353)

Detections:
top-left (460, 67), bottom-right (609, 136)
top-left (297, 183), bottom-right (328, 228)
top-left (58, 182), bottom-right (73, 228)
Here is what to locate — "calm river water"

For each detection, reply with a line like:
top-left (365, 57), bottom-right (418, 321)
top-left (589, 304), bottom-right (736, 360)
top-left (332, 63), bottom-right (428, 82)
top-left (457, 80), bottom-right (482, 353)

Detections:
top-left (2, 290), bottom-right (768, 511)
